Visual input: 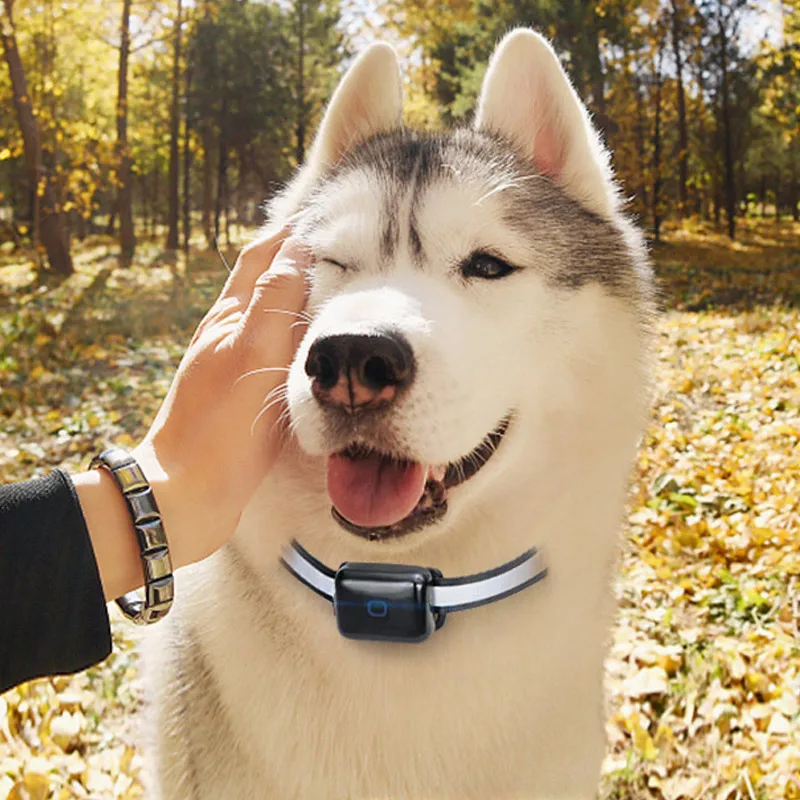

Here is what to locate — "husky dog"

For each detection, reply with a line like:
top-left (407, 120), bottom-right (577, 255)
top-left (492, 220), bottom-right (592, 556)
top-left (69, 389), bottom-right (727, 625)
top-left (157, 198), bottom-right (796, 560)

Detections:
top-left (145, 29), bottom-right (655, 799)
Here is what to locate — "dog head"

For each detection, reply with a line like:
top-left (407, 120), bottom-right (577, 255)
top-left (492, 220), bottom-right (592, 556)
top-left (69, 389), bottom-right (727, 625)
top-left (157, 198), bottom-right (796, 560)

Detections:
top-left (270, 30), bottom-right (653, 548)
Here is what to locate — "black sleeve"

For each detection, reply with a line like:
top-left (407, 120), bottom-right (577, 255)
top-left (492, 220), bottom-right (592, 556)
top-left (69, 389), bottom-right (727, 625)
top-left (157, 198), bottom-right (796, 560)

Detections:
top-left (0, 469), bottom-right (112, 694)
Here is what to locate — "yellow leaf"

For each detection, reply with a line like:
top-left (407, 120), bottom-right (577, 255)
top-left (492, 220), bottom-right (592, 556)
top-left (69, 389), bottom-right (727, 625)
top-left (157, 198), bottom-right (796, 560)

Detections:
top-left (624, 713), bottom-right (658, 760)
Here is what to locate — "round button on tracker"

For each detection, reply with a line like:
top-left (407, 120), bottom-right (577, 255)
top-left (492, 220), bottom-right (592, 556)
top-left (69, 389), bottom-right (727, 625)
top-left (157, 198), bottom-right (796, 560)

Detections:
top-left (366, 599), bottom-right (389, 618)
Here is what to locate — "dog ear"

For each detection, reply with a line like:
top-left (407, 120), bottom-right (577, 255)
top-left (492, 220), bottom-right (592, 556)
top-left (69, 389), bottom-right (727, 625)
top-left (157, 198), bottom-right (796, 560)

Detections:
top-left (308, 42), bottom-right (403, 170)
top-left (474, 29), bottom-right (617, 219)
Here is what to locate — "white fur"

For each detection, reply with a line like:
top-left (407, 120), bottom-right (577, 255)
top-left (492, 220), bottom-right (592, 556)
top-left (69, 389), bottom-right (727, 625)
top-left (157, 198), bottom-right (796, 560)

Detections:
top-left (144, 30), bottom-right (653, 799)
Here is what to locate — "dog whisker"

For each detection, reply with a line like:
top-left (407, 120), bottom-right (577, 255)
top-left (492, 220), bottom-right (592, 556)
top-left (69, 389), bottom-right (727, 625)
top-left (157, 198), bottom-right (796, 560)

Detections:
top-left (269, 403), bottom-right (306, 446)
top-left (249, 386), bottom-right (289, 437)
top-left (233, 367), bottom-right (290, 388)
top-left (263, 308), bottom-right (313, 322)
top-left (214, 235), bottom-right (232, 273)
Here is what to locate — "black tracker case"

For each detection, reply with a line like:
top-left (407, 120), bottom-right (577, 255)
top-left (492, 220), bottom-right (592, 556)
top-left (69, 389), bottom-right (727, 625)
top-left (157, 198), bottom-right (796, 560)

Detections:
top-left (334, 562), bottom-right (445, 642)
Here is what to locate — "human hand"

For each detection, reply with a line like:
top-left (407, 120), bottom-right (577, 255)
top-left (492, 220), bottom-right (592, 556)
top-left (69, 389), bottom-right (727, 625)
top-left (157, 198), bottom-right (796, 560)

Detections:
top-left (74, 231), bottom-right (309, 599)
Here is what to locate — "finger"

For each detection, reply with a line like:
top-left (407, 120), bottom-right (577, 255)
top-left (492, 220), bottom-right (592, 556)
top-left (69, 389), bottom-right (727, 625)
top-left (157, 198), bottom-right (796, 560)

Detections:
top-left (190, 297), bottom-right (241, 345)
top-left (219, 226), bottom-right (289, 304)
top-left (246, 237), bottom-right (310, 324)
top-left (236, 239), bottom-right (310, 374)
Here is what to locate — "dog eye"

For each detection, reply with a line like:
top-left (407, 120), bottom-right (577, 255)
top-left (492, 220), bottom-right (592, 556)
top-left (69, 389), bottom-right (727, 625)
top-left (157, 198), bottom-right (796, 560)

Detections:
top-left (461, 252), bottom-right (517, 280)
top-left (317, 257), bottom-right (348, 271)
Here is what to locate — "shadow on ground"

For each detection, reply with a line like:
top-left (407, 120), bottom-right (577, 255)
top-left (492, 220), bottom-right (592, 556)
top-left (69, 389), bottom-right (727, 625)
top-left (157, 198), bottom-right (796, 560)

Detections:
top-left (651, 219), bottom-right (800, 312)
top-left (0, 237), bottom-right (232, 417)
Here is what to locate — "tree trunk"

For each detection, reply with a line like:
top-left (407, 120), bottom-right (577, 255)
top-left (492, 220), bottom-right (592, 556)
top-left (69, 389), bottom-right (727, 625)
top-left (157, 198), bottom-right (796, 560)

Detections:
top-left (632, 63), bottom-right (649, 215)
top-left (670, 0), bottom-right (689, 217)
top-left (295, 0), bottom-right (306, 164)
top-left (738, 162), bottom-right (747, 217)
top-left (214, 91), bottom-right (228, 244)
top-left (202, 130), bottom-right (213, 248)
top-left (760, 174), bottom-right (766, 217)
top-left (651, 41), bottom-right (664, 242)
top-left (166, 0), bottom-right (182, 249)
top-left (106, 204), bottom-right (117, 235)
top-left (224, 196), bottom-right (230, 247)
top-left (774, 170), bottom-right (781, 221)
top-left (584, 0), bottom-right (608, 134)
top-left (1, 0), bottom-right (73, 274)
top-left (691, 52), bottom-right (710, 221)
top-left (152, 166), bottom-right (160, 238)
top-left (182, 63), bottom-right (192, 251)
top-left (236, 146), bottom-right (248, 226)
top-left (140, 173), bottom-right (148, 234)
top-left (117, 0), bottom-right (135, 264)
top-left (75, 212), bottom-right (87, 241)
top-left (718, 9), bottom-right (736, 240)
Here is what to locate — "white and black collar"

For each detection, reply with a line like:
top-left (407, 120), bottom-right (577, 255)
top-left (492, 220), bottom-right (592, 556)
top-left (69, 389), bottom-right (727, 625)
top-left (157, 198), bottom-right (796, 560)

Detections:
top-left (280, 540), bottom-right (547, 643)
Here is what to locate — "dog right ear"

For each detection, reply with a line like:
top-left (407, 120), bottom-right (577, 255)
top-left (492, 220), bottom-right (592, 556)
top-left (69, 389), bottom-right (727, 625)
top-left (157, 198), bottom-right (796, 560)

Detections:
top-left (308, 43), bottom-right (403, 170)
top-left (474, 29), bottom-right (617, 219)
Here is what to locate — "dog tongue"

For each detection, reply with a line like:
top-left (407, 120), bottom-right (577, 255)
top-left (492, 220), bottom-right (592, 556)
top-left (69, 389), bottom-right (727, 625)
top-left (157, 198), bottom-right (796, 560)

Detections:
top-left (327, 452), bottom-right (427, 528)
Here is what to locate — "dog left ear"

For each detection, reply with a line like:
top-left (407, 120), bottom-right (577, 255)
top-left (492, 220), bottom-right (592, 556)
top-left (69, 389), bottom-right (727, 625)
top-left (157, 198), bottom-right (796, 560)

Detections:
top-left (474, 29), bottom-right (618, 219)
top-left (308, 42), bottom-right (403, 170)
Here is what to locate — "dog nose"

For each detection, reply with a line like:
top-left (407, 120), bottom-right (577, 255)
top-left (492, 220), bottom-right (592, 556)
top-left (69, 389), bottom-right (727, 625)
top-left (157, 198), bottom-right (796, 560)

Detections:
top-left (305, 332), bottom-right (415, 412)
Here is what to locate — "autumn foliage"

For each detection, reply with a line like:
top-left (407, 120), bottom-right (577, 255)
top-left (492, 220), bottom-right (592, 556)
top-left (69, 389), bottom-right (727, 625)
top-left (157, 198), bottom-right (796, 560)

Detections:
top-left (1, 1), bottom-right (799, 797)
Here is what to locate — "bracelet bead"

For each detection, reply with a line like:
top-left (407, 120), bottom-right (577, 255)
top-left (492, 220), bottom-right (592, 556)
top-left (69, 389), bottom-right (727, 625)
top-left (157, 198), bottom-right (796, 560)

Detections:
top-left (90, 447), bottom-right (174, 625)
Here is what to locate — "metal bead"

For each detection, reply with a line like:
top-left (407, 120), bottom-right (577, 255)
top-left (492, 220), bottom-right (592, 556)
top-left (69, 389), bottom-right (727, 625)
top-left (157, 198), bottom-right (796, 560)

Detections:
top-left (126, 487), bottom-right (160, 524)
top-left (144, 549), bottom-right (173, 583)
top-left (113, 463), bottom-right (148, 494)
top-left (94, 447), bottom-right (134, 470)
top-left (91, 447), bottom-right (174, 625)
top-left (135, 519), bottom-right (168, 553)
top-left (146, 576), bottom-right (175, 608)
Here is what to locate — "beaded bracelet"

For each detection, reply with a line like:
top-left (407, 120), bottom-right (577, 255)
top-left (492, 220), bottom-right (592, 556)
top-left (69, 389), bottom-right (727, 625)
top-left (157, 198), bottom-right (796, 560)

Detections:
top-left (90, 447), bottom-right (174, 624)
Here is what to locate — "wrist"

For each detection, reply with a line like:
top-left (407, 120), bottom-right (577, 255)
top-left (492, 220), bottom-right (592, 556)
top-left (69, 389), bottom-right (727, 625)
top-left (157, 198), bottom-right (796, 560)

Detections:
top-left (131, 442), bottom-right (233, 570)
top-left (73, 467), bottom-right (142, 601)
top-left (130, 443), bottom-right (194, 571)
top-left (74, 445), bottom-right (195, 602)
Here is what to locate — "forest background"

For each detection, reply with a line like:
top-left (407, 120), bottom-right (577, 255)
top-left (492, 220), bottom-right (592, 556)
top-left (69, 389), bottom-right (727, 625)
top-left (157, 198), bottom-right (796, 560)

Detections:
top-left (1, 1), bottom-right (800, 799)
top-left (0, 0), bottom-right (797, 266)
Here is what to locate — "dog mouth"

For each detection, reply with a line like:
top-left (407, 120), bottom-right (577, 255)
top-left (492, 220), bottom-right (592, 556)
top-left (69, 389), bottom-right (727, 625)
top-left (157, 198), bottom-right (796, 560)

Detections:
top-left (327, 416), bottom-right (511, 541)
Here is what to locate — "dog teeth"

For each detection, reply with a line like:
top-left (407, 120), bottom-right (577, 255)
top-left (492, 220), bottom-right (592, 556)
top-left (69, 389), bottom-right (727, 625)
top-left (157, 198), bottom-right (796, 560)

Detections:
top-left (429, 465), bottom-right (446, 482)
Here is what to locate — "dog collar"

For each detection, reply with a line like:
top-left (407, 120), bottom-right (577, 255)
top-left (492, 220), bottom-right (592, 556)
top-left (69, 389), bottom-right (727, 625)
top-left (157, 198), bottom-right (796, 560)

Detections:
top-left (280, 539), bottom-right (547, 643)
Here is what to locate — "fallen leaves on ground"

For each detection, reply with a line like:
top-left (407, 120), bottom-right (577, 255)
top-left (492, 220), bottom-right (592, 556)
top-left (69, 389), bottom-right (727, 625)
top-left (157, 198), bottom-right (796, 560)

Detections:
top-left (1, 221), bottom-right (799, 799)
top-left (602, 220), bottom-right (800, 799)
